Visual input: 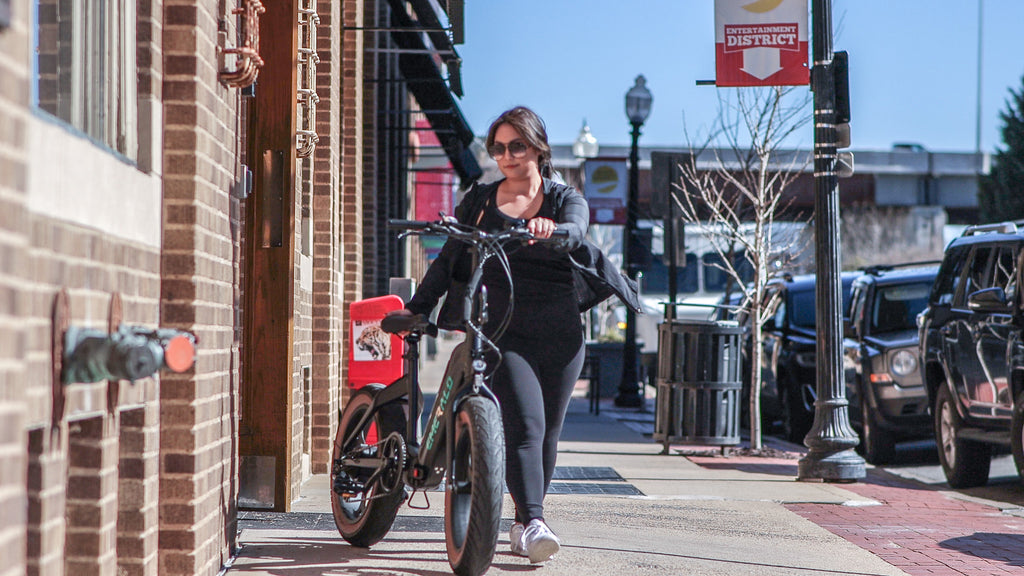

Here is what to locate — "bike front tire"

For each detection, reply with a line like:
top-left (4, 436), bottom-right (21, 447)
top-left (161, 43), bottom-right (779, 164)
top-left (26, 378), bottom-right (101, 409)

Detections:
top-left (331, 384), bottom-right (406, 547)
top-left (445, 396), bottom-right (504, 576)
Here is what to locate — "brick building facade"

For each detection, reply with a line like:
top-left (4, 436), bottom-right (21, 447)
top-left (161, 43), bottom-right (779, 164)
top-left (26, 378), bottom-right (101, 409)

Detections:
top-left (0, 0), bottom-right (475, 575)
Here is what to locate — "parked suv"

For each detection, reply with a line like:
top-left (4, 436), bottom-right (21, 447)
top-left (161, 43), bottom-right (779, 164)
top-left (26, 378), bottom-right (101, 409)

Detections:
top-left (843, 263), bottom-right (938, 464)
top-left (919, 222), bottom-right (1024, 488)
top-left (752, 271), bottom-right (857, 443)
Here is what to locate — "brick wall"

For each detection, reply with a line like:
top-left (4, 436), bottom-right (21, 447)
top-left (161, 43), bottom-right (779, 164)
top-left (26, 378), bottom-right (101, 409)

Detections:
top-left (65, 416), bottom-right (118, 576)
top-left (360, 1), bottom-right (383, 302)
top-left (26, 428), bottom-right (65, 576)
top-left (360, 0), bottom-right (379, 300)
top-left (340, 0), bottom-right (364, 397)
top-left (160, 0), bottom-right (241, 571)
top-left (19, 225), bottom-right (162, 576)
top-left (117, 403), bottom-right (160, 576)
top-left (0, 0), bottom-right (30, 572)
top-left (309, 0), bottom-right (343, 474)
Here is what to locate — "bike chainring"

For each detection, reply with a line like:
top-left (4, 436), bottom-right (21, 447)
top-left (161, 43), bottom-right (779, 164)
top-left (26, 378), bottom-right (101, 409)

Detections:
top-left (332, 432), bottom-right (408, 501)
top-left (378, 432), bottom-right (407, 496)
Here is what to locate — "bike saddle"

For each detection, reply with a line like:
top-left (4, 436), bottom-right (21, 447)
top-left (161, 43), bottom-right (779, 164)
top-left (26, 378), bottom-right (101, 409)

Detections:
top-left (381, 314), bottom-right (438, 337)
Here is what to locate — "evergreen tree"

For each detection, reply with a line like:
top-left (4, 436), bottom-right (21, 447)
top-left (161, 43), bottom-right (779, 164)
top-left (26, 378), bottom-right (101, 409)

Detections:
top-left (979, 74), bottom-right (1024, 223)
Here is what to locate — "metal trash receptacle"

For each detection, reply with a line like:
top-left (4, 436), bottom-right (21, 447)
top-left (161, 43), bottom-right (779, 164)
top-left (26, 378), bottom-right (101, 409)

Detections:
top-left (654, 319), bottom-right (743, 452)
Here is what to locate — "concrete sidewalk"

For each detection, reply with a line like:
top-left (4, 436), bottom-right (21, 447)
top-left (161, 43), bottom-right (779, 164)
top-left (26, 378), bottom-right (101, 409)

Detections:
top-left (227, 335), bottom-right (1023, 575)
top-left (232, 404), bottom-right (902, 576)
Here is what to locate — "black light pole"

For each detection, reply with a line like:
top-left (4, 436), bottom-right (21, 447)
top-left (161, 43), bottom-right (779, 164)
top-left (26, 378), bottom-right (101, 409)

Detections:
top-left (616, 75), bottom-right (652, 408)
top-left (797, 0), bottom-right (865, 481)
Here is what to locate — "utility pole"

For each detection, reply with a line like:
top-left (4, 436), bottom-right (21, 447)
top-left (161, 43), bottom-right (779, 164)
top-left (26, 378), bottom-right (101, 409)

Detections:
top-left (797, 0), bottom-right (865, 482)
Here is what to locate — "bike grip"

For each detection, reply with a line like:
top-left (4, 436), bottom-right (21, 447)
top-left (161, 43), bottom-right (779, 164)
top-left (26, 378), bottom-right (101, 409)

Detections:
top-left (550, 229), bottom-right (569, 239)
top-left (387, 219), bottom-right (430, 230)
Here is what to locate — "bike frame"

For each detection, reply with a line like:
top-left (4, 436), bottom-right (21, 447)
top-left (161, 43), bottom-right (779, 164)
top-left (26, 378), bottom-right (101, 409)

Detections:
top-left (339, 230), bottom-right (501, 492)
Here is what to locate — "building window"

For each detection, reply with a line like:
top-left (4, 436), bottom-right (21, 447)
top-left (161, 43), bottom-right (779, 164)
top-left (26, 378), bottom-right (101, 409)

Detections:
top-left (34, 0), bottom-right (137, 159)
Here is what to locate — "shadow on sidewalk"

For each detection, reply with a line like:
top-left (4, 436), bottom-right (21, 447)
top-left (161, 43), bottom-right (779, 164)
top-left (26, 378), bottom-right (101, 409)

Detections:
top-left (684, 446), bottom-right (961, 497)
top-left (939, 532), bottom-right (1024, 567)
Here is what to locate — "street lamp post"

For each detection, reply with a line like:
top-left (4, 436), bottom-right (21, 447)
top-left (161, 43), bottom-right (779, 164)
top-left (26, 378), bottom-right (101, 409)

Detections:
top-left (797, 0), bottom-right (865, 481)
top-left (616, 75), bottom-right (652, 408)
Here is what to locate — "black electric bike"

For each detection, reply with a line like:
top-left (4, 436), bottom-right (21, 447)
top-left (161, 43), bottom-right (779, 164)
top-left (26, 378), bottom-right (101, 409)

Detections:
top-left (330, 217), bottom-right (568, 576)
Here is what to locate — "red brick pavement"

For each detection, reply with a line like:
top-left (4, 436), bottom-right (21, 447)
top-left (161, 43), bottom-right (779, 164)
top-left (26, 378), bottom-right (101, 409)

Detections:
top-left (687, 451), bottom-right (1024, 576)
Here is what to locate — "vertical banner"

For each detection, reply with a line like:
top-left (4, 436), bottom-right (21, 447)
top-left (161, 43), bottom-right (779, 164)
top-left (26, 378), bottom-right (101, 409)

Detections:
top-left (413, 117), bottom-right (455, 223)
top-left (715, 0), bottom-right (809, 87)
top-left (414, 170), bottom-right (453, 221)
top-left (583, 158), bottom-right (628, 225)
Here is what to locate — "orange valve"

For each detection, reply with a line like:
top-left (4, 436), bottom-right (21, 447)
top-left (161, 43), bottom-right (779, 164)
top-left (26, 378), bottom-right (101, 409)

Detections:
top-left (164, 335), bottom-right (196, 373)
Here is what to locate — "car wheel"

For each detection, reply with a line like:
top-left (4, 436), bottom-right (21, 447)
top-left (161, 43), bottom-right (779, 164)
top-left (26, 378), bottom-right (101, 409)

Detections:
top-left (1011, 389), bottom-right (1024, 484)
top-left (783, 378), bottom-right (815, 444)
top-left (934, 385), bottom-right (991, 488)
top-left (860, 397), bottom-right (896, 465)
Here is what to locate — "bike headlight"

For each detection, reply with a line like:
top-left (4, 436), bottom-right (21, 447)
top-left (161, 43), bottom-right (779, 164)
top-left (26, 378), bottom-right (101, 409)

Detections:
top-left (890, 349), bottom-right (917, 377)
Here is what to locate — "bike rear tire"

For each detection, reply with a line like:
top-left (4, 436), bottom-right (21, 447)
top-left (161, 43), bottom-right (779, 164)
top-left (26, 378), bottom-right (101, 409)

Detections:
top-left (331, 384), bottom-right (406, 547)
top-left (445, 396), bottom-right (504, 576)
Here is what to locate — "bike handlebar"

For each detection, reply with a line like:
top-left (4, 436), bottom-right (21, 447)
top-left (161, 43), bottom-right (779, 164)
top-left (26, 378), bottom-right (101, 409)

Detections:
top-left (388, 218), bottom-right (569, 245)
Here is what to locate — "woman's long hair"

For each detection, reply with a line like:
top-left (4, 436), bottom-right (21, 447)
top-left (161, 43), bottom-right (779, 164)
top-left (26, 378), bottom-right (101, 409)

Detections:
top-left (486, 106), bottom-right (553, 178)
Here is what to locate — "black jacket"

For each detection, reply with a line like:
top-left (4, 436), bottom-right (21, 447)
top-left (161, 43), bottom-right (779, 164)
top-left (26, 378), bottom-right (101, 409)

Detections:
top-left (406, 178), bottom-right (642, 330)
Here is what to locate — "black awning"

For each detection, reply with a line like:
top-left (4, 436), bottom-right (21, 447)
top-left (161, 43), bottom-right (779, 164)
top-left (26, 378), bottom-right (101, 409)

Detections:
top-left (386, 0), bottom-right (481, 183)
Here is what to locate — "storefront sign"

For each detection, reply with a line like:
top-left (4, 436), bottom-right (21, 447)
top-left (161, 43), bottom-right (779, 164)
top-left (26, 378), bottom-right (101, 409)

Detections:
top-left (583, 158), bottom-right (628, 225)
top-left (715, 0), bottom-right (809, 87)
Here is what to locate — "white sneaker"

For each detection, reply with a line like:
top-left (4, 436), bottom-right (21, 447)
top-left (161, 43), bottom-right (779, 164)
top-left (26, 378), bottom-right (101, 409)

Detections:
top-left (509, 522), bottom-right (528, 557)
top-left (522, 519), bottom-right (560, 563)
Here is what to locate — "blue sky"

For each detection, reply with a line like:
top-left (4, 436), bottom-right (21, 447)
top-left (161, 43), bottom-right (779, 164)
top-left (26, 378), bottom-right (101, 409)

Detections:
top-left (454, 0), bottom-right (1024, 154)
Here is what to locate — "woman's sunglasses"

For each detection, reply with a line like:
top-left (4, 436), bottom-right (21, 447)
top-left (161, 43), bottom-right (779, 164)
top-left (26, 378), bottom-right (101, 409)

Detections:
top-left (487, 140), bottom-right (529, 159)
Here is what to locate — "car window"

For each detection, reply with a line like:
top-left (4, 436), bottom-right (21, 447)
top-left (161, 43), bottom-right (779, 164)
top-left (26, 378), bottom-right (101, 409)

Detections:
top-left (762, 287), bottom-right (783, 329)
top-left (842, 276), bottom-right (856, 318)
top-left (1018, 249), bottom-right (1024, 309)
top-left (641, 253), bottom-right (699, 294)
top-left (956, 246), bottom-right (994, 307)
top-left (933, 245), bottom-right (968, 306)
top-left (790, 289), bottom-right (815, 328)
top-left (703, 252), bottom-right (754, 292)
top-left (849, 283), bottom-right (866, 331)
top-left (870, 282), bottom-right (932, 334)
top-left (992, 246), bottom-right (1017, 301)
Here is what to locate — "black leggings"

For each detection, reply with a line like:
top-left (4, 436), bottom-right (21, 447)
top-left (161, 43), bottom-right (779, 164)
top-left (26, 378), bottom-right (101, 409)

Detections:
top-left (489, 331), bottom-right (584, 524)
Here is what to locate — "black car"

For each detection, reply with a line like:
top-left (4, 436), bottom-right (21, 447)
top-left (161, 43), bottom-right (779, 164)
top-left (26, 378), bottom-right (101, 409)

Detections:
top-left (843, 263), bottom-right (938, 464)
top-left (919, 222), bottom-right (1024, 488)
top-left (750, 271), bottom-right (858, 443)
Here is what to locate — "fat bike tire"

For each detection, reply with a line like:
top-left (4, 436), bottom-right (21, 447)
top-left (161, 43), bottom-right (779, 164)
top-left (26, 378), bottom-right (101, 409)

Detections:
top-left (331, 384), bottom-right (406, 547)
top-left (445, 396), bottom-right (504, 576)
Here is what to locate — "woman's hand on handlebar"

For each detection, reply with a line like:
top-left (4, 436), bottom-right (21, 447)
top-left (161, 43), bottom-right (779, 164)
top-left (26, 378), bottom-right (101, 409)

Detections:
top-left (526, 217), bottom-right (556, 244)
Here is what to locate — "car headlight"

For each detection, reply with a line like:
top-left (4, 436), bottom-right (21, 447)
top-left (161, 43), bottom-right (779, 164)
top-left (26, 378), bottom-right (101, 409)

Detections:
top-left (890, 349), bottom-right (917, 377)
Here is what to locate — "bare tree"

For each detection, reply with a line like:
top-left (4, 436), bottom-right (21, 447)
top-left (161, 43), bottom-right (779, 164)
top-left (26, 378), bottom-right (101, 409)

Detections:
top-left (673, 86), bottom-right (812, 450)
